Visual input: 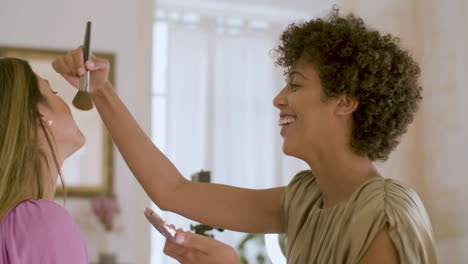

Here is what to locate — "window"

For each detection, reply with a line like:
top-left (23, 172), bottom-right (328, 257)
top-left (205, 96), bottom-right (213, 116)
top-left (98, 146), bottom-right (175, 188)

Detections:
top-left (150, 9), bottom-right (308, 264)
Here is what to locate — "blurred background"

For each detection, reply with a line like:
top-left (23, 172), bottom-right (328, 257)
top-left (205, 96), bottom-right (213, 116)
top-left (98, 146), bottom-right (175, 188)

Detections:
top-left (1, 0), bottom-right (467, 263)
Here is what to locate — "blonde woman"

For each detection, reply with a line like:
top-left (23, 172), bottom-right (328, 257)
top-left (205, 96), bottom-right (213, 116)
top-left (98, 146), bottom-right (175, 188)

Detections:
top-left (0, 58), bottom-right (88, 263)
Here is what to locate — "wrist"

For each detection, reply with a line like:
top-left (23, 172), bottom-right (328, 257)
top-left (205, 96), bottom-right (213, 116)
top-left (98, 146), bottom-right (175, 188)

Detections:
top-left (90, 81), bottom-right (113, 100)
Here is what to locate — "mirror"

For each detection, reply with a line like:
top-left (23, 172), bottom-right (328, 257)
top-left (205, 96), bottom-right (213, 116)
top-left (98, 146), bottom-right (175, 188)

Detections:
top-left (0, 46), bottom-right (115, 197)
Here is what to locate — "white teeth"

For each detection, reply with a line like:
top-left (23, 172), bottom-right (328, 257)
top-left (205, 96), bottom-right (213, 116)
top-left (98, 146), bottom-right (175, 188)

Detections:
top-left (278, 117), bottom-right (296, 126)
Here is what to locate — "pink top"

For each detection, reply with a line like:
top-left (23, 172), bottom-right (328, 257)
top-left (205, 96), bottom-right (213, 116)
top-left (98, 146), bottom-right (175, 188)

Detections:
top-left (0, 199), bottom-right (88, 264)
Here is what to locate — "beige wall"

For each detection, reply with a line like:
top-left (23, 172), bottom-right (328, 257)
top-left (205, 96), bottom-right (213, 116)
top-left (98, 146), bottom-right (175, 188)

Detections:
top-left (0, 0), bottom-right (154, 263)
top-left (345, 0), bottom-right (468, 262)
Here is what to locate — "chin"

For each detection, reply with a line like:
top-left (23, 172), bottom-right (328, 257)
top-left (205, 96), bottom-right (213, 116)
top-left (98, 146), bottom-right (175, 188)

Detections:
top-left (76, 131), bottom-right (86, 149)
top-left (69, 130), bottom-right (86, 155)
top-left (282, 141), bottom-right (298, 157)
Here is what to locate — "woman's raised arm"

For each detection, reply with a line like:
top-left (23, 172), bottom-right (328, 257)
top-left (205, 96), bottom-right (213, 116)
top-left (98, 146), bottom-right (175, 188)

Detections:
top-left (52, 47), bottom-right (285, 234)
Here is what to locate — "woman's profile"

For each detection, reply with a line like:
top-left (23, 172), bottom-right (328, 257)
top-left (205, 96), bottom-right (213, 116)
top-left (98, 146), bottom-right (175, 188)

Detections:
top-left (0, 57), bottom-right (88, 263)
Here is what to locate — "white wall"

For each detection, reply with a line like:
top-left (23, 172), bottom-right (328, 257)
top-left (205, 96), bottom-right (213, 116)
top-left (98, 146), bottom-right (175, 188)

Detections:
top-left (0, 0), bottom-right (154, 263)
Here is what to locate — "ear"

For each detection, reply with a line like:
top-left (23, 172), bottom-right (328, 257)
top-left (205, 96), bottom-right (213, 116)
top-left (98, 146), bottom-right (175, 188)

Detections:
top-left (335, 94), bottom-right (358, 116)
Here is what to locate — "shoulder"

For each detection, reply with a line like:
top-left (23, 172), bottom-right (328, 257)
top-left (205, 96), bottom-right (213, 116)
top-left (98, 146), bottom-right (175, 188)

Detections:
top-left (0, 200), bottom-right (88, 263)
top-left (349, 178), bottom-right (438, 263)
top-left (16, 199), bottom-right (72, 216)
top-left (286, 170), bottom-right (317, 192)
top-left (350, 178), bottom-right (436, 240)
top-left (280, 170), bottom-right (320, 233)
top-left (2, 199), bottom-right (77, 231)
top-left (281, 170), bottom-right (319, 207)
top-left (352, 177), bottom-right (429, 219)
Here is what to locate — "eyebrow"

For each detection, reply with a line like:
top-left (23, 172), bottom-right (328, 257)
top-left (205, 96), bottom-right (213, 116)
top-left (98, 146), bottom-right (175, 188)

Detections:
top-left (286, 70), bottom-right (307, 80)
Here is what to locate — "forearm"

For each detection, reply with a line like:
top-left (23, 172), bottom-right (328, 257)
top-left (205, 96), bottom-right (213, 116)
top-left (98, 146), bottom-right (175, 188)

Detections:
top-left (53, 48), bottom-right (285, 235)
top-left (90, 82), bottom-right (186, 207)
top-left (88, 83), bottom-right (285, 233)
top-left (172, 182), bottom-right (285, 233)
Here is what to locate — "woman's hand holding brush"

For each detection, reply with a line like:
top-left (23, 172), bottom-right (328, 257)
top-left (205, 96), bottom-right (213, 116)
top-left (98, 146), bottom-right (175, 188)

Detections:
top-left (53, 22), bottom-right (112, 110)
top-left (52, 47), bottom-right (112, 100)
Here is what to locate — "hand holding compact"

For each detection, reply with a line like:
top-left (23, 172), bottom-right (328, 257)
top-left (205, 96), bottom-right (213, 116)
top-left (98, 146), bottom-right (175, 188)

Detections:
top-left (163, 230), bottom-right (241, 264)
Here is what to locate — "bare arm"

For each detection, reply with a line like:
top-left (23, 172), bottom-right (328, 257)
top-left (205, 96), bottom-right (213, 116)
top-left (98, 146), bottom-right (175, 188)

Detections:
top-left (52, 48), bottom-right (285, 234)
top-left (92, 83), bottom-right (285, 233)
top-left (360, 225), bottom-right (400, 264)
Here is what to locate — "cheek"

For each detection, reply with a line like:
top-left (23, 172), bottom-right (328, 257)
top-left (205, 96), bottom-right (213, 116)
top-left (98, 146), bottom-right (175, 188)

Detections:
top-left (297, 110), bottom-right (330, 139)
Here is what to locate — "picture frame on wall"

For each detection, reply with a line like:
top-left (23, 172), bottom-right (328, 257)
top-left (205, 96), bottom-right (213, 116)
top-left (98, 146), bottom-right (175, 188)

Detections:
top-left (0, 46), bottom-right (115, 197)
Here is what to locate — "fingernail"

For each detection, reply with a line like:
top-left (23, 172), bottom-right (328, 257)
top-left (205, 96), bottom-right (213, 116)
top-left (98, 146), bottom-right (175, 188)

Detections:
top-left (175, 233), bottom-right (185, 245)
top-left (79, 67), bottom-right (85, 74)
top-left (87, 61), bottom-right (94, 68)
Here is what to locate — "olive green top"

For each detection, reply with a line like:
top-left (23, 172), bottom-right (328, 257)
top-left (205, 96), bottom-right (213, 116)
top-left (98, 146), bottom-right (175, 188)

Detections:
top-left (280, 170), bottom-right (438, 264)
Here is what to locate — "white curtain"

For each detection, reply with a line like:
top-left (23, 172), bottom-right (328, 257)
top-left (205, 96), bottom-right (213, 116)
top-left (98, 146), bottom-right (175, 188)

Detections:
top-left (151, 14), bottom-right (308, 264)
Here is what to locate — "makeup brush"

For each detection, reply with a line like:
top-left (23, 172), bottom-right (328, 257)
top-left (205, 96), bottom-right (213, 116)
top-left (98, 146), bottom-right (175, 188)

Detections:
top-left (72, 21), bottom-right (94, 111)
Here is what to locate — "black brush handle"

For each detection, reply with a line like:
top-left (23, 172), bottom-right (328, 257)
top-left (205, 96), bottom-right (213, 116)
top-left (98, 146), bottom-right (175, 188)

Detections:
top-left (83, 21), bottom-right (91, 62)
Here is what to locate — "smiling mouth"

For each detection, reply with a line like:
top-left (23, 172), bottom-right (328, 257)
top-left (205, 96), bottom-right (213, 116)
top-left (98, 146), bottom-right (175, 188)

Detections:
top-left (278, 117), bottom-right (296, 126)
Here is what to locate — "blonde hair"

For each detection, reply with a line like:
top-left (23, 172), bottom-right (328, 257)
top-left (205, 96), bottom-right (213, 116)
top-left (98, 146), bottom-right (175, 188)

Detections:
top-left (0, 58), bottom-right (64, 219)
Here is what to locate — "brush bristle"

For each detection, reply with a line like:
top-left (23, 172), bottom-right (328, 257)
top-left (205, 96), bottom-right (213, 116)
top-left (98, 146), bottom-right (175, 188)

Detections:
top-left (72, 91), bottom-right (94, 110)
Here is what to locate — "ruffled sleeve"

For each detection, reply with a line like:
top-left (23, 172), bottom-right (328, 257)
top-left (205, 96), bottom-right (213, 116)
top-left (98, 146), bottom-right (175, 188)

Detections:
top-left (0, 199), bottom-right (88, 264)
top-left (385, 180), bottom-right (438, 263)
top-left (338, 178), bottom-right (438, 264)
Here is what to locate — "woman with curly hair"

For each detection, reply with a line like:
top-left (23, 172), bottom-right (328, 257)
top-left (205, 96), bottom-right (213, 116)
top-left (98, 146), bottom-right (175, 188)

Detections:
top-left (53, 9), bottom-right (437, 264)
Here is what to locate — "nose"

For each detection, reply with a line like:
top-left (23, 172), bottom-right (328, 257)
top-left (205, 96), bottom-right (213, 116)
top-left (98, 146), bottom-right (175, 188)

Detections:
top-left (273, 87), bottom-right (288, 109)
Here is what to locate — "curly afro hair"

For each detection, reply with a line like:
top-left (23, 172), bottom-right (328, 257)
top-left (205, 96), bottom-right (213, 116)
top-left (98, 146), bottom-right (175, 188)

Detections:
top-left (274, 9), bottom-right (422, 161)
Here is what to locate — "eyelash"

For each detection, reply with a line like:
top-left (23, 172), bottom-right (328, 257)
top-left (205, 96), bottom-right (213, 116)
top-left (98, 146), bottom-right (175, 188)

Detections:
top-left (290, 84), bottom-right (300, 91)
top-left (52, 91), bottom-right (58, 95)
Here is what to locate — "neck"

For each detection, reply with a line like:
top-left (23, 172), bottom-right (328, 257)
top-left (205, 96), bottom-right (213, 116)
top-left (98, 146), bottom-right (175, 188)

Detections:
top-left (39, 141), bottom-right (65, 201)
top-left (302, 145), bottom-right (380, 209)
